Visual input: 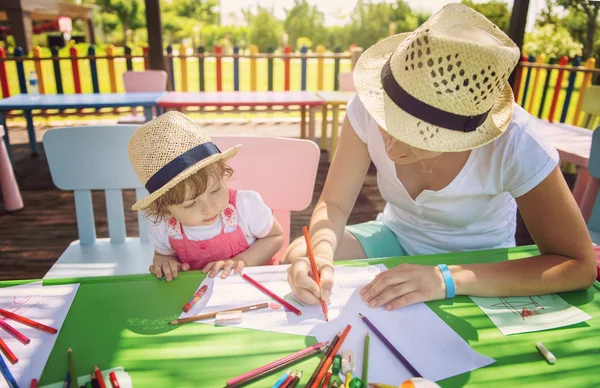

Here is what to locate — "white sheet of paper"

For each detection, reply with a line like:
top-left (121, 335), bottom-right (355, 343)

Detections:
top-left (471, 294), bottom-right (592, 335)
top-left (0, 282), bottom-right (79, 388)
top-left (180, 265), bottom-right (494, 384)
top-left (40, 367), bottom-right (132, 388)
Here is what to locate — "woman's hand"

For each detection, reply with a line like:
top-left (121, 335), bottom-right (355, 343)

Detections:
top-left (360, 264), bottom-right (447, 310)
top-left (150, 253), bottom-right (190, 282)
top-left (287, 256), bottom-right (334, 305)
top-left (203, 260), bottom-right (245, 278)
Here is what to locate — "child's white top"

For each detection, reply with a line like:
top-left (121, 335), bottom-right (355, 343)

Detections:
top-left (347, 95), bottom-right (559, 255)
top-left (149, 189), bottom-right (274, 256)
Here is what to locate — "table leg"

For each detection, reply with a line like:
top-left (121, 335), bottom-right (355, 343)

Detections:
top-left (329, 105), bottom-right (340, 162)
top-left (0, 112), bottom-right (11, 163)
top-left (309, 106), bottom-right (316, 142)
top-left (0, 134), bottom-right (23, 212)
top-left (573, 166), bottom-right (591, 205)
top-left (144, 106), bottom-right (153, 122)
top-left (24, 110), bottom-right (38, 155)
top-left (300, 105), bottom-right (307, 139)
top-left (320, 105), bottom-right (328, 150)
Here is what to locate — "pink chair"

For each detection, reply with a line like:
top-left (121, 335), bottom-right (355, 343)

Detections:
top-left (338, 71), bottom-right (355, 92)
top-left (0, 126), bottom-right (23, 211)
top-left (211, 135), bottom-right (320, 263)
top-left (118, 70), bottom-right (168, 124)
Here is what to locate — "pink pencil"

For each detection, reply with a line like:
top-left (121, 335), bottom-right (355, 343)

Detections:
top-left (0, 318), bottom-right (31, 344)
top-left (241, 273), bottom-right (302, 316)
top-left (226, 342), bottom-right (327, 386)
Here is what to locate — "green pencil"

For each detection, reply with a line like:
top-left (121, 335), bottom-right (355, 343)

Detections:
top-left (362, 332), bottom-right (370, 383)
top-left (67, 348), bottom-right (78, 388)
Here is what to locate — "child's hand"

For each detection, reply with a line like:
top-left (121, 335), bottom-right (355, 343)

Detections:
top-left (203, 260), bottom-right (245, 278)
top-left (150, 254), bottom-right (190, 282)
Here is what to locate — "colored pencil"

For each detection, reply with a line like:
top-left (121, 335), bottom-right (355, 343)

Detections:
top-left (310, 324), bottom-right (352, 388)
top-left (85, 381), bottom-right (93, 388)
top-left (302, 226), bottom-right (329, 322)
top-left (368, 384), bottom-right (397, 388)
top-left (0, 337), bottom-right (17, 364)
top-left (94, 365), bottom-right (107, 388)
top-left (91, 376), bottom-right (100, 388)
top-left (320, 371), bottom-right (333, 388)
top-left (0, 353), bottom-right (18, 388)
top-left (305, 333), bottom-right (341, 387)
top-left (182, 284), bottom-right (208, 312)
top-left (0, 307), bottom-right (58, 334)
top-left (332, 382), bottom-right (338, 388)
top-left (242, 273), bottom-right (302, 316)
top-left (277, 371), bottom-right (294, 388)
top-left (62, 371), bottom-right (70, 388)
top-left (109, 371), bottom-right (120, 388)
top-left (289, 371), bottom-right (302, 388)
top-left (359, 313), bottom-right (421, 377)
top-left (170, 302), bottom-right (269, 325)
top-left (226, 344), bottom-right (326, 388)
top-left (30, 378), bottom-right (39, 388)
top-left (0, 318), bottom-right (30, 344)
top-left (362, 332), bottom-right (370, 383)
top-left (68, 348), bottom-right (78, 388)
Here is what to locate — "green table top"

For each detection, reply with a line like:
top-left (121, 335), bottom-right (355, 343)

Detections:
top-left (2, 245), bottom-right (598, 387)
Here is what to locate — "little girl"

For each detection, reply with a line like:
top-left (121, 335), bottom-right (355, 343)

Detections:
top-left (128, 111), bottom-right (284, 281)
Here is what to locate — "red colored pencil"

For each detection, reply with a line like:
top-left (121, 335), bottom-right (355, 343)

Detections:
top-left (302, 226), bottom-right (329, 322)
top-left (280, 372), bottom-right (295, 388)
top-left (0, 318), bottom-right (31, 344)
top-left (320, 371), bottom-right (333, 388)
top-left (310, 324), bottom-right (352, 388)
top-left (94, 366), bottom-right (107, 388)
top-left (0, 336), bottom-right (17, 364)
top-left (30, 378), bottom-right (38, 388)
top-left (0, 308), bottom-right (57, 334)
top-left (182, 285), bottom-right (208, 312)
top-left (109, 371), bottom-right (120, 388)
top-left (241, 273), bottom-right (302, 316)
top-left (226, 342), bottom-right (327, 386)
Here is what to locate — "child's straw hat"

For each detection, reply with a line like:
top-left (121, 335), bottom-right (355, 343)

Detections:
top-left (129, 111), bottom-right (240, 211)
top-left (354, 3), bottom-right (521, 152)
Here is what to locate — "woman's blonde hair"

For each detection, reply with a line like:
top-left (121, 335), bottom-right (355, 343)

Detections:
top-left (145, 160), bottom-right (233, 222)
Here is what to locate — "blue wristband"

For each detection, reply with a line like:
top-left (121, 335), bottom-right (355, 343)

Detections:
top-left (437, 264), bottom-right (456, 299)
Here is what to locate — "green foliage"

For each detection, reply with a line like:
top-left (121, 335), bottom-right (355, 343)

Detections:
top-left (461, 0), bottom-right (511, 33)
top-left (523, 24), bottom-right (583, 59)
top-left (283, 0), bottom-right (327, 50)
top-left (95, 0), bottom-right (146, 44)
top-left (245, 6), bottom-right (283, 52)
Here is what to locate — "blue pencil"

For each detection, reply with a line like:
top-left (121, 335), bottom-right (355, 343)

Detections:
top-left (271, 369), bottom-right (291, 388)
top-left (63, 371), bottom-right (71, 388)
top-left (0, 353), bottom-right (18, 388)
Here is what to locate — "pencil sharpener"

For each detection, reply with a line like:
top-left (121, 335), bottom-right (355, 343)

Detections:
top-left (332, 354), bottom-right (342, 374)
top-left (215, 310), bottom-right (242, 325)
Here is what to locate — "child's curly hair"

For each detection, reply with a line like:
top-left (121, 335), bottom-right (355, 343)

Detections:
top-left (145, 160), bottom-right (234, 222)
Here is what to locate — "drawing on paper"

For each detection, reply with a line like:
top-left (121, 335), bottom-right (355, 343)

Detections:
top-left (491, 296), bottom-right (545, 320)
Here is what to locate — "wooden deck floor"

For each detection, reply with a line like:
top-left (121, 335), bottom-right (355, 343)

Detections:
top-left (0, 129), bottom-right (549, 280)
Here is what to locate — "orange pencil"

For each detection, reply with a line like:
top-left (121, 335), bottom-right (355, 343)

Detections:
top-left (0, 337), bottom-right (17, 364)
top-left (302, 226), bottom-right (329, 322)
top-left (0, 308), bottom-right (57, 334)
top-left (310, 324), bottom-right (352, 388)
top-left (94, 366), bottom-right (107, 388)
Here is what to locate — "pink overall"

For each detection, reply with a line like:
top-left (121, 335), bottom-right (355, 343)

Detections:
top-left (168, 189), bottom-right (250, 270)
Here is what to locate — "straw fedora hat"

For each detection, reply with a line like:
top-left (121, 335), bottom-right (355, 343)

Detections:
top-left (129, 111), bottom-right (240, 211)
top-left (354, 3), bottom-right (521, 152)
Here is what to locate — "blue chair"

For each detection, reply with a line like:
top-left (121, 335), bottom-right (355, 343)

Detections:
top-left (43, 125), bottom-right (153, 279)
top-left (585, 126), bottom-right (600, 244)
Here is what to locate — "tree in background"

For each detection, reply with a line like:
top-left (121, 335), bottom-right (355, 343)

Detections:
top-left (95, 0), bottom-right (146, 45)
top-left (538, 0), bottom-right (600, 60)
top-left (244, 6), bottom-right (283, 52)
top-left (284, 0), bottom-right (327, 50)
top-left (523, 24), bottom-right (583, 58)
top-left (461, 0), bottom-right (511, 33)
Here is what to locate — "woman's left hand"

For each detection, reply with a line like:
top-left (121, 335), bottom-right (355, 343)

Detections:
top-left (360, 264), bottom-right (448, 310)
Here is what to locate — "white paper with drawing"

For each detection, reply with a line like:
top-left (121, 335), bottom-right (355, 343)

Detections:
top-left (180, 265), bottom-right (494, 383)
top-left (471, 294), bottom-right (592, 335)
top-left (0, 282), bottom-right (79, 388)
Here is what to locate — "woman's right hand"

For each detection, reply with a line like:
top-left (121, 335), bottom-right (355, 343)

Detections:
top-left (150, 253), bottom-right (189, 282)
top-left (287, 256), bottom-right (334, 305)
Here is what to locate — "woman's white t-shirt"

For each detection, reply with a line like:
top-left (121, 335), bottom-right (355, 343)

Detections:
top-left (346, 95), bottom-right (559, 256)
top-left (148, 189), bottom-right (274, 256)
